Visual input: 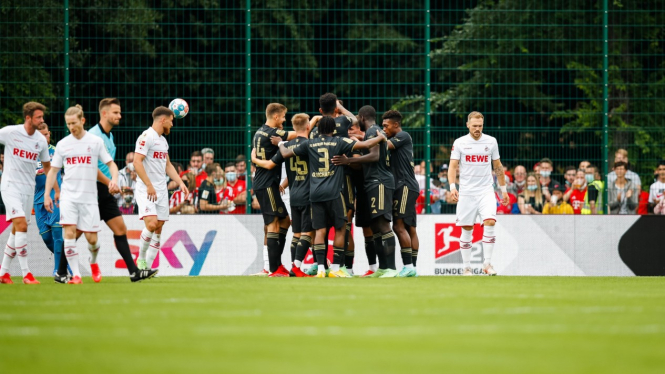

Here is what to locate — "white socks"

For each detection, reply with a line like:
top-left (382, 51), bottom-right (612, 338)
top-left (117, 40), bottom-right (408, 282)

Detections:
top-left (0, 233), bottom-right (16, 276)
top-left (405, 264), bottom-right (414, 269)
top-left (88, 242), bottom-right (100, 264)
top-left (294, 259), bottom-right (302, 268)
top-left (263, 245), bottom-right (269, 271)
top-left (139, 228), bottom-right (154, 262)
top-left (64, 239), bottom-right (80, 277)
top-left (483, 225), bottom-right (495, 266)
top-left (460, 228), bottom-right (473, 268)
top-left (369, 263), bottom-right (378, 272)
top-left (330, 264), bottom-right (340, 272)
top-left (147, 234), bottom-right (161, 267)
top-left (15, 232), bottom-right (30, 276)
top-left (318, 264), bottom-right (325, 272)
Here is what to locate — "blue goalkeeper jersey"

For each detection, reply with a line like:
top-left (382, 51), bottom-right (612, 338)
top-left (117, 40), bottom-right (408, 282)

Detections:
top-left (34, 144), bottom-right (62, 204)
top-left (88, 123), bottom-right (116, 179)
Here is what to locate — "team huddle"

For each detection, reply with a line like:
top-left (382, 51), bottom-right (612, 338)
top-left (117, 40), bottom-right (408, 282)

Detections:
top-left (0, 99), bottom-right (182, 284)
top-left (250, 93), bottom-right (507, 277)
top-left (0, 95), bottom-right (506, 283)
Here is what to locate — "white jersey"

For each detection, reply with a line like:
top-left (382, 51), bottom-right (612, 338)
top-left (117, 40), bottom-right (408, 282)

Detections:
top-left (52, 132), bottom-right (113, 204)
top-left (0, 124), bottom-right (50, 195)
top-left (134, 127), bottom-right (169, 193)
top-left (648, 180), bottom-right (665, 203)
top-left (450, 133), bottom-right (500, 196)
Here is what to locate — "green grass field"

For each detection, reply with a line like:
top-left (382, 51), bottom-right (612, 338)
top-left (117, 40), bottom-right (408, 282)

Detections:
top-left (1, 276), bottom-right (664, 374)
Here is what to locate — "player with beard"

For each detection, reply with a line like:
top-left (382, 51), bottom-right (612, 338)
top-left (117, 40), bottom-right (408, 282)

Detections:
top-left (448, 111), bottom-right (508, 276)
top-left (382, 110), bottom-right (419, 277)
top-left (252, 113), bottom-right (313, 277)
top-left (279, 116), bottom-right (385, 278)
top-left (332, 106), bottom-right (398, 278)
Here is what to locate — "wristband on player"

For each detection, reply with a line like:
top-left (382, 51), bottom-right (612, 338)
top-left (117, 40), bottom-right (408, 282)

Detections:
top-left (450, 183), bottom-right (457, 191)
top-left (500, 185), bottom-right (507, 193)
top-left (278, 141), bottom-right (287, 147)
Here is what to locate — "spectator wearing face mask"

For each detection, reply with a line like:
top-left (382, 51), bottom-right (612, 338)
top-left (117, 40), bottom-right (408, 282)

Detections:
top-left (437, 164), bottom-right (454, 214)
top-left (213, 164), bottom-right (228, 210)
top-left (563, 169), bottom-right (587, 214)
top-left (511, 165), bottom-right (527, 196)
top-left (118, 187), bottom-right (136, 215)
top-left (543, 185), bottom-right (574, 214)
top-left (221, 162), bottom-right (247, 214)
top-left (608, 161), bottom-right (638, 215)
top-left (117, 161), bottom-right (137, 207)
top-left (197, 163), bottom-right (228, 214)
top-left (581, 164), bottom-right (604, 215)
top-left (170, 171), bottom-right (197, 214)
top-left (518, 172), bottom-right (544, 214)
top-left (537, 158), bottom-right (563, 203)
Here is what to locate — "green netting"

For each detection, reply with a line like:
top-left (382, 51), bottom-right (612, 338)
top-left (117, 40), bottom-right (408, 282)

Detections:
top-left (1, 0), bottom-right (664, 213)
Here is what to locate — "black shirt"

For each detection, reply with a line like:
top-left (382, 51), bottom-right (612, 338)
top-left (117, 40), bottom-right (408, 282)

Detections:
top-left (309, 115), bottom-right (354, 140)
top-left (388, 130), bottom-right (419, 192)
top-left (252, 124), bottom-right (288, 190)
top-left (272, 136), bottom-right (310, 206)
top-left (293, 135), bottom-right (356, 203)
top-left (197, 180), bottom-right (218, 214)
top-left (362, 124), bottom-right (394, 190)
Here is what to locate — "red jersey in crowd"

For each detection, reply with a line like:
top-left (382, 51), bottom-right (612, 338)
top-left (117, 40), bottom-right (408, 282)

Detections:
top-left (220, 179), bottom-right (247, 214)
top-left (566, 187), bottom-right (586, 214)
top-left (495, 191), bottom-right (517, 214)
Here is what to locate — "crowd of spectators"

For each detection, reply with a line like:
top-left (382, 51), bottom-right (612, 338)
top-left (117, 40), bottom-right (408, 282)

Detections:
top-left (412, 149), bottom-right (665, 216)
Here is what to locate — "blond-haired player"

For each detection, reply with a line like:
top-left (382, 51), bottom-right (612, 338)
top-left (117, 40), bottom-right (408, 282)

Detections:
top-left (448, 111), bottom-right (508, 276)
top-left (44, 105), bottom-right (118, 284)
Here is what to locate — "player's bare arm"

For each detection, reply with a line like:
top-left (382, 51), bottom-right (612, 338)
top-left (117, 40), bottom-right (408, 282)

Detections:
top-left (43, 165), bottom-right (61, 213)
top-left (279, 178), bottom-right (288, 195)
top-left (166, 155), bottom-right (189, 197)
top-left (106, 160), bottom-right (119, 195)
top-left (351, 132), bottom-right (385, 151)
top-left (493, 159), bottom-right (509, 206)
top-left (251, 148), bottom-right (277, 170)
top-left (278, 142), bottom-right (296, 159)
top-left (332, 144), bottom-right (379, 166)
top-left (133, 154), bottom-right (156, 202)
top-left (448, 159), bottom-right (459, 202)
top-left (336, 101), bottom-right (358, 126)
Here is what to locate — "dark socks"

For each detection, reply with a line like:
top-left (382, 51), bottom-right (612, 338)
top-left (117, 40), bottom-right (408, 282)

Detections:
top-left (278, 228), bottom-right (288, 257)
top-left (364, 235), bottom-right (377, 266)
top-left (412, 248), bottom-right (419, 266)
top-left (52, 227), bottom-right (64, 275)
top-left (114, 235), bottom-right (139, 274)
top-left (382, 231), bottom-right (397, 270)
top-left (373, 233), bottom-right (387, 269)
top-left (267, 232), bottom-right (281, 273)
top-left (289, 237), bottom-right (299, 262)
top-left (295, 235), bottom-right (311, 262)
top-left (333, 246), bottom-right (344, 265)
top-left (344, 223), bottom-right (353, 268)
top-left (401, 247), bottom-right (413, 266)
top-left (313, 244), bottom-right (327, 268)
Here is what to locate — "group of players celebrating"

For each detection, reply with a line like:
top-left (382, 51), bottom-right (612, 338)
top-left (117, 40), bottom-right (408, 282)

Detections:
top-left (0, 94), bottom-right (506, 283)
top-left (251, 93), bottom-right (422, 278)
top-left (0, 99), bottom-right (184, 284)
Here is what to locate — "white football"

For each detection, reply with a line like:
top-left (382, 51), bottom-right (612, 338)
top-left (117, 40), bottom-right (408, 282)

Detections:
top-left (169, 98), bottom-right (189, 119)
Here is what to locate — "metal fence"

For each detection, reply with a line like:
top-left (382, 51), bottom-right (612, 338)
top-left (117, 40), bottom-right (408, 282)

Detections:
top-left (1, 0), bottom-right (664, 213)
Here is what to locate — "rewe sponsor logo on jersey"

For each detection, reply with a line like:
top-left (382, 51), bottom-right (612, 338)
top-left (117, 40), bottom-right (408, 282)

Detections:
top-left (13, 148), bottom-right (39, 161)
top-left (434, 223), bottom-right (485, 275)
top-left (65, 156), bottom-right (92, 165)
top-left (465, 155), bottom-right (489, 163)
top-left (152, 151), bottom-right (168, 159)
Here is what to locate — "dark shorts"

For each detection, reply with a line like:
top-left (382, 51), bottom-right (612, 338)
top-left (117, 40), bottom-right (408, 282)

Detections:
top-left (355, 190), bottom-right (372, 228)
top-left (291, 204), bottom-right (313, 233)
top-left (312, 195), bottom-right (347, 230)
top-left (367, 184), bottom-right (393, 222)
top-left (341, 173), bottom-right (355, 213)
top-left (34, 202), bottom-right (61, 234)
top-left (97, 182), bottom-right (122, 222)
top-left (393, 186), bottom-right (418, 227)
top-left (255, 185), bottom-right (289, 225)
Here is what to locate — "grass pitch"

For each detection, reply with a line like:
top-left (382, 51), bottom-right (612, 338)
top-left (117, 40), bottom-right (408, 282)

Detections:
top-left (1, 276), bottom-right (664, 374)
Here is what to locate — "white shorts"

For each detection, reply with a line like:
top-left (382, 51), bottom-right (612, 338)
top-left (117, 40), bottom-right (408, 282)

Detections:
top-left (456, 190), bottom-right (497, 226)
top-left (60, 200), bottom-right (101, 232)
top-left (136, 190), bottom-right (169, 221)
top-left (2, 190), bottom-right (33, 223)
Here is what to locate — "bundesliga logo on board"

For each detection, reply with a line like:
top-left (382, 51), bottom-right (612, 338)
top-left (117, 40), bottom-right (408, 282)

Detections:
top-left (434, 223), bottom-right (485, 275)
